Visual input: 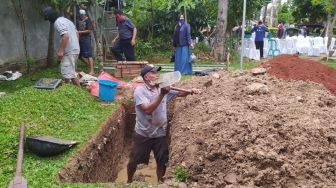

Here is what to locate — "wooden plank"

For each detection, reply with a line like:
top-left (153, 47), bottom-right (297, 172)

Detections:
top-left (155, 64), bottom-right (226, 68)
top-left (116, 61), bottom-right (149, 65)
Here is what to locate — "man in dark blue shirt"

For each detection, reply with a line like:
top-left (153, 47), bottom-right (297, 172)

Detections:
top-left (251, 20), bottom-right (267, 59)
top-left (111, 10), bottom-right (137, 61)
top-left (77, 9), bottom-right (94, 75)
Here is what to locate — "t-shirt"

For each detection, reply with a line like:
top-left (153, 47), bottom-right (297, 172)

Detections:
top-left (251, 25), bottom-right (266, 42)
top-left (77, 17), bottom-right (93, 41)
top-left (133, 85), bottom-right (178, 138)
top-left (117, 17), bottom-right (136, 40)
top-left (54, 17), bottom-right (80, 55)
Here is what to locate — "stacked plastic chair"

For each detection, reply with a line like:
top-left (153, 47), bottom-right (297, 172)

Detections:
top-left (267, 38), bottom-right (280, 57)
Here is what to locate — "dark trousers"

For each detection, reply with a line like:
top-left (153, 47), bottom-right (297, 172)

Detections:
top-left (111, 39), bottom-right (136, 61)
top-left (255, 41), bottom-right (264, 59)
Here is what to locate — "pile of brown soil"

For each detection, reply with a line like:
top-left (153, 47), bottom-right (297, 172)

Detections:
top-left (167, 70), bottom-right (336, 187)
top-left (262, 54), bottom-right (336, 95)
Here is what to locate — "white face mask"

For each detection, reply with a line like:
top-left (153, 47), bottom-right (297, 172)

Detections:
top-left (144, 74), bottom-right (156, 87)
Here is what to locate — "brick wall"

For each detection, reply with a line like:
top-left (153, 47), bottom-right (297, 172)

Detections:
top-left (114, 61), bottom-right (148, 78)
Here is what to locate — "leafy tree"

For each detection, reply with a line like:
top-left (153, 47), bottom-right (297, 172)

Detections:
top-left (277, 3), bottom-right (295, 24)
top-left (227, 0), bottom-right (268, 29)
top-left (292, 0), bottom-right (327, 23)
top-left (124, 0), bottom-right (217, 40)
top-left (311, 0), bottom-right (336, 48)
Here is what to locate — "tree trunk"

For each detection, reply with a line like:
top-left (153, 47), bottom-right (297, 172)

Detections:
top-left (150, 0), bottom-right (154, 39)
top-left (47, 22), bottom-right (55, 67)
top-left (213, 0), bottom-right (228, 64)
top-left (326, 13), bottom-right (336, 50)
top-left (263, 4), bottom-right (267, 24)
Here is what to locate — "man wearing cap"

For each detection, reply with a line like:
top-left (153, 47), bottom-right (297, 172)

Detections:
top-left (77, 9), bottom-right (94, 75)
top-left (111, 10), bottom-right (137, 61)
top-left (42, 6), bottom-right (80, 86)
top-left (127, 65), bottom-right (199, 183)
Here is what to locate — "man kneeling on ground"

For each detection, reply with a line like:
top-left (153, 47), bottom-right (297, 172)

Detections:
top-left (127, 65), bottom-right (200, 183)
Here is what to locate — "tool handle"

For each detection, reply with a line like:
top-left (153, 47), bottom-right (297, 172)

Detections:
top-left (16, 125), bottom-right (25, 176)
top-left (171, 86), bottom-right (192, 93)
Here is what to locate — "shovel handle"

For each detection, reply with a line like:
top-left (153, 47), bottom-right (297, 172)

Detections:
top-left (16, 125), bottom-right (25, 176)
top-left (171, 86), bottom-right (192, 93)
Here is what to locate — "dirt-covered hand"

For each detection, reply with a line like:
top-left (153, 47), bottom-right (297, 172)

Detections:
top-left (191, 88), bottom-right (201, 95)
top-left (57, 51), bottom-right (64, 59)
top-left (160, 86), bottom-right (171, 95)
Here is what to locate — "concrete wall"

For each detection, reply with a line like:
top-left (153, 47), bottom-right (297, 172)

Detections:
top-left (0, 0), bottom-right (58, 67)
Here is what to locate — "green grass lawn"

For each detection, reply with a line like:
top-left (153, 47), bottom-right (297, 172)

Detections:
top-left (0, 67), bottom-right (61, 94)
top-left (0, 63), bottom-right (122, 187)
top-left (228, 60), bottom-right (261, 71)
top-left (0, 84), bottom-right (120, 188)
top-left (320, 58), bottom-right (336, 69)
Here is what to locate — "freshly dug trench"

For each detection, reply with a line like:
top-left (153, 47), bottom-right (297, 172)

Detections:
top-left (59, 103), bottom-right (135, 183)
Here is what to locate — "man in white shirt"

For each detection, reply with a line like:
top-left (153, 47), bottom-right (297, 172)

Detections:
top-left (42, 6), bottom-right (80, 86)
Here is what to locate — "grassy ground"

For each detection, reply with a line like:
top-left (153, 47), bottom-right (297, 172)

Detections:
top-left (0, 62), bottom-right (122, 187)
top-left (0, 84), bottom-right (120, 188)
top-left (228, 60), bottom-right (261, 71)
top-left (320, 58), bottom-right (336, 69)
top-left (0, 67), bottom-right (61, 94)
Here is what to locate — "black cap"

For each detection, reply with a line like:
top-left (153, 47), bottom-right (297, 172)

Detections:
top-left (140, 65), bottom-right (161, 77)
top-left (42, 6), bottom-right (59, 23)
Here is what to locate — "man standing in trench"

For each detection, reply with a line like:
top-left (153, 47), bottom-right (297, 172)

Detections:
top-left (127, 65), bottom-right (199, 183)
top-left (42, 6), bottom-right (80, 86)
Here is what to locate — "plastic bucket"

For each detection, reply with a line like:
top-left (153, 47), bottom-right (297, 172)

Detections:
top-left (98, 80), bottom-right (118, 102)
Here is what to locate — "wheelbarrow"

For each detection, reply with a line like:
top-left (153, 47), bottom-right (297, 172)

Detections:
top-left (26, 136), bottom-right (78, 157)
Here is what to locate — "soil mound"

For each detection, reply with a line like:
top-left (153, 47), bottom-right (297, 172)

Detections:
top-left (262, 54), bottom-right (336, 95)
top-left (168, 71), bottom-right (336, 187)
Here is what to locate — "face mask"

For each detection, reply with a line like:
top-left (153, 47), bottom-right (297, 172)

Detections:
top-left (116, 15), bottom-right (125, 22)
top-left (179, 19), bottom-right (185, 26)
top-left (144, 72), bottom-right (158, 87)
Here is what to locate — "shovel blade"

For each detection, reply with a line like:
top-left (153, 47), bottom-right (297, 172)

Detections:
top-left (8, 176), bottom-right (28, 188)
top-left (158, 71), bottom-right (181, 88)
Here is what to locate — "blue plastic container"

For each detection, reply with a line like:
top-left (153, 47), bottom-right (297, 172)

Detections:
top-left (98, 80), bottom-right (118, 102)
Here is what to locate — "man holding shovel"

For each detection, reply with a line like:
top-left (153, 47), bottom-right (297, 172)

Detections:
top-left (127, 65), bottom-right (199, 183)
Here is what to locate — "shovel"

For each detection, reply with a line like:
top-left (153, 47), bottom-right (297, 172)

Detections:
top-left (158, 71), bottom-right (192, 93)
top-left (8, 125), bottom-right (28, 188)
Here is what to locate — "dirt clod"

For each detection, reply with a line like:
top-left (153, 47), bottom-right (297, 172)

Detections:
top-left (250, 68), bottom-right (267, 76)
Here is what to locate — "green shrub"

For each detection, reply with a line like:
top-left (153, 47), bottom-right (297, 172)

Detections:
top-left (136, 37), bottom-right (172, 59)
top-left (268, 27), bottom-right (277, 38)
top-left (174, 166), bottom-right (189, 182)
top-left (194, 42), bottom-right (212, 53)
